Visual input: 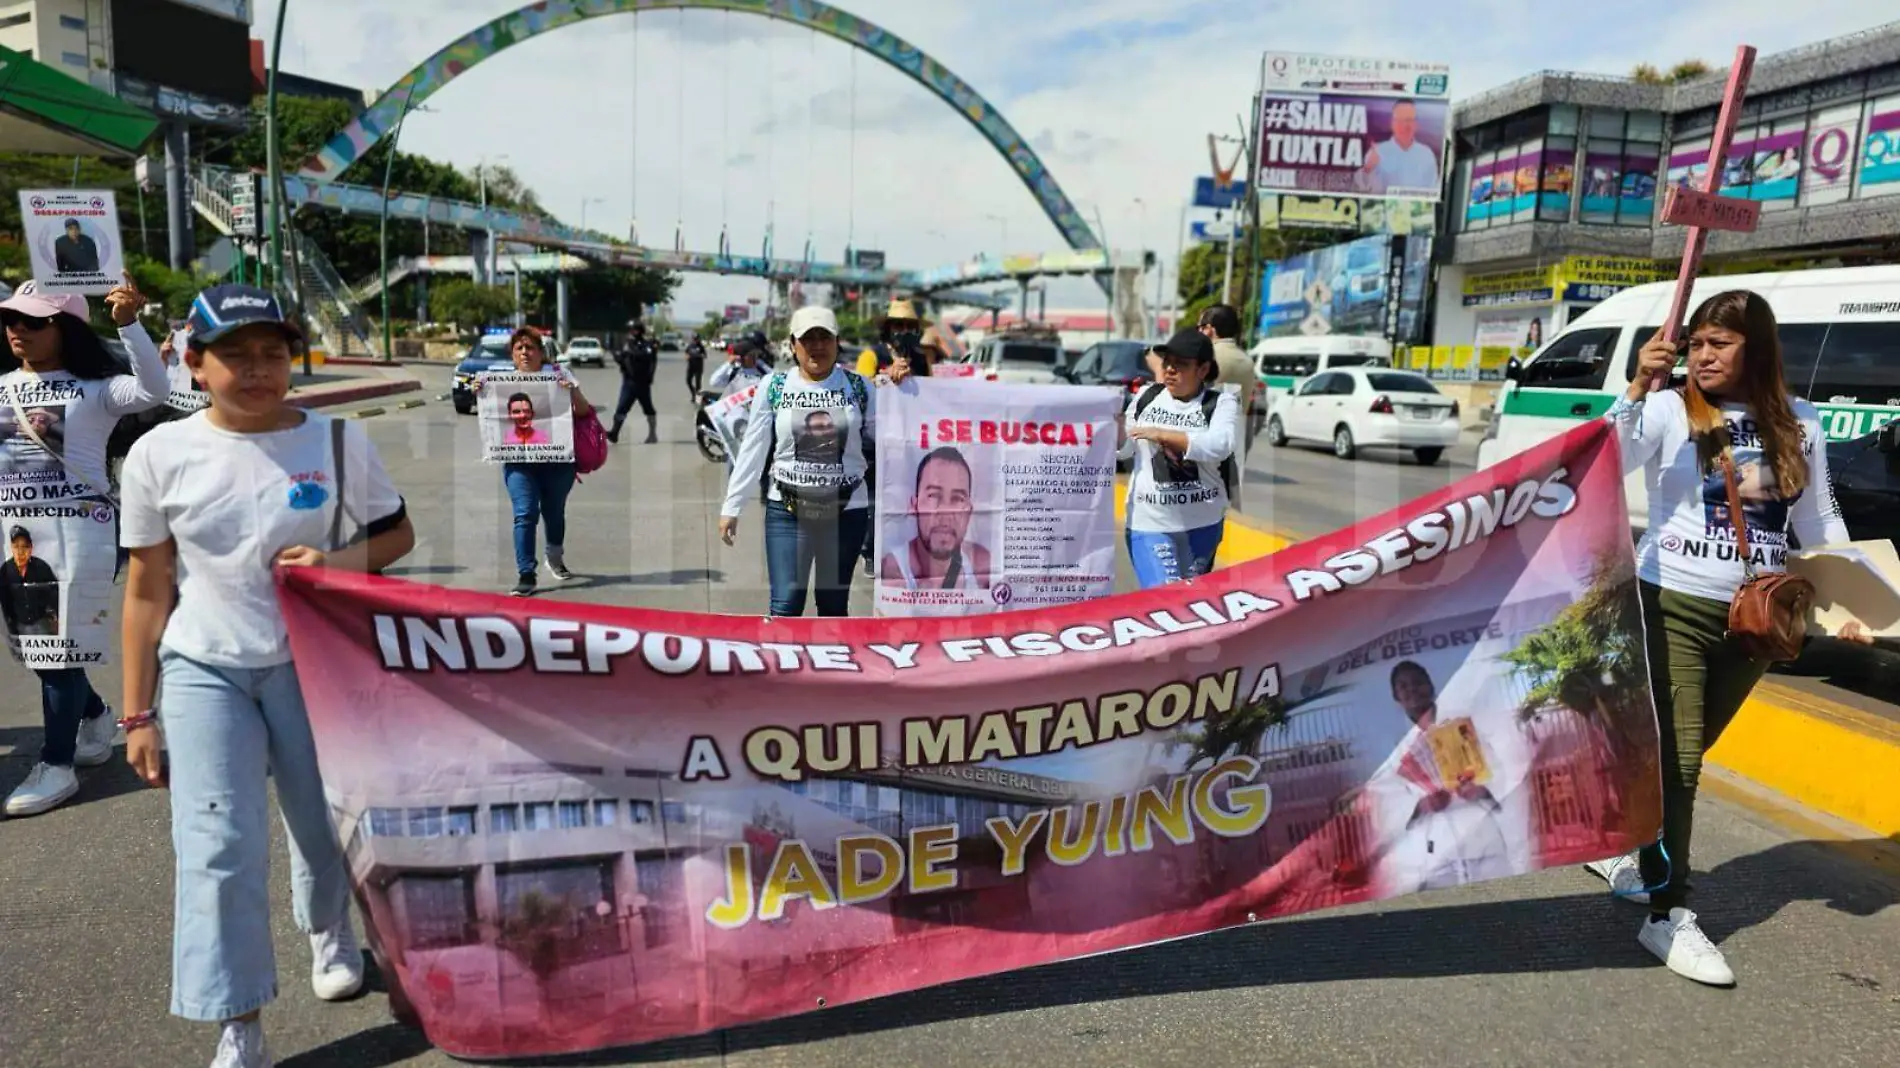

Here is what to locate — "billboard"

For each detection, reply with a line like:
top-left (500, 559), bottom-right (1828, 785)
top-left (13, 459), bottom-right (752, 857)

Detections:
top-left (1257, 53), bottom-right (1452, 202)
top-left (1262, 194), bottom-right (1437, 235)
top-left (1193, 176), bottom-right (1249, 210)
top-left (722, 304), bottom-right (750, 324)
top-left (110, 0), bottom-right (253, 105)
top-left (853, 249), bottom-right (887, 270)
top-left (1257, 233), bottom-right (1395, 339)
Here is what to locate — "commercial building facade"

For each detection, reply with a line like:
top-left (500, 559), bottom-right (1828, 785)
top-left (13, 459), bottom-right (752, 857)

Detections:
top-left (1431, 22), bottom-right (1900, 374)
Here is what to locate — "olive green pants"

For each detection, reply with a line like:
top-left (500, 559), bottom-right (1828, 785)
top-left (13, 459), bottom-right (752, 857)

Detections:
top-left (1637, 581), bottom-right (1768, 911)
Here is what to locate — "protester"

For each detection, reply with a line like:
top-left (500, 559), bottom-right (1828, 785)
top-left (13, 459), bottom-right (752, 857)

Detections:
top-left (1, 275), bottom-right (163, 817)
top-left (856, 298), bottom-right (929, 379)
top-left (684, 334), bottom-right (708, 397)
top-left (1118, 328), bottom-right (1241, 589)
top-left (118, 283), bottom-right (415, 1068)
top-left (474, 327), bottom-right (593, 596)
top-left (608, 319), bottom-right (658, 445)
top-left (1591, 289), bottom-right (1873, 987)
top-left (720, 305), bottom-right (874, 617)
top-left (1198, 303), bottom-right (1258, 445)
top-left (708, 335), bottom-right (768, 398)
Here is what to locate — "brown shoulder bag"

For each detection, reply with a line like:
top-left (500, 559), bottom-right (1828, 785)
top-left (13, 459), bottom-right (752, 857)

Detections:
top-left (1720, 452), bottom-right (1814, 662)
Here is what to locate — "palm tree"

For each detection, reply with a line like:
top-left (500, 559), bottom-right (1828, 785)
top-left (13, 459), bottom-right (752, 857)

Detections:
top-left (1175, 684), bottom-right (1352, 769)
top-left (500, 889), bottom-right (577, 982)
top-left (1498, 549), bottom-right (1647, 749)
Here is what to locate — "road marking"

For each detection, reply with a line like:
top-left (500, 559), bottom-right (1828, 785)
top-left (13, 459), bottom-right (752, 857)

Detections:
top-left (397, 399), bottom-right (427, 410)
top-left (1709, 682), bottom-right (1900, 837)
top-left (351, 406), bottom-right (387, 419)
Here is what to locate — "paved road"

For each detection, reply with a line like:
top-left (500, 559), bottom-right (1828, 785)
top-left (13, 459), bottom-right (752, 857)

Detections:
top-left (3, 362), bottom-right (1897, 1068)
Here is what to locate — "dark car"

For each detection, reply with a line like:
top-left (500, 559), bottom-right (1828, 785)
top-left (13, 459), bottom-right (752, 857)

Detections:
top-left (452, 334), bottom-right (515, 414)
top-left (1827, 420), bottom-right (1900, 548)
top-left (1060, 339), bottom-right (1156, 397)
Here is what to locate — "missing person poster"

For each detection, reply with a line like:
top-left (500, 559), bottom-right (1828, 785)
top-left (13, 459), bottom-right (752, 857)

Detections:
top-left (705, 383), bottom-right (759, 457)
top-left (478, 373), bottom-right (574, 464)
top-left (0, 382), bottom-right (116, 668)
top-left (17, 190), bottom-right (126, 296)
top-left (1256, 54), bottom-right (1452, 201)
top-left (165, 327), bottom-right (210, 413)
top-left (874, 379), bottom-right (1120, 617)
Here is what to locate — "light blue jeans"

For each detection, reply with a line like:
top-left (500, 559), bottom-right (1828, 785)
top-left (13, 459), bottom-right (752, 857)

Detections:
top-left (161, 650), bottom-right (351, 1022)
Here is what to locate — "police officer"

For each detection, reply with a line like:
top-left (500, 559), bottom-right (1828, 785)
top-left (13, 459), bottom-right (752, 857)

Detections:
top-left (684, 333), bottom-right (708, 397)
top-left (609, 319), bottom-right (660, 445)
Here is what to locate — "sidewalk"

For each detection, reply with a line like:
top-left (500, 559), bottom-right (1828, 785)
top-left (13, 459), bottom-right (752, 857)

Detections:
top-left (287, 360), bottom-right (425, 411)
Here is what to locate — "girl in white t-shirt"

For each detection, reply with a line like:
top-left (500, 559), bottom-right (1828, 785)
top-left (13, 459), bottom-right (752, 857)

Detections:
top-left (118, 285), bottom-right (415, 1068)
top-left (1119, 329), bottom-right (1241, 588)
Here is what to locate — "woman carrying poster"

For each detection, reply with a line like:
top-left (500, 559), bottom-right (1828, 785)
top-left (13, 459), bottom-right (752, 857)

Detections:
top-left (1118, 328), bottom-right (1242, 589)
top-left (0, 275), bottom-right (164, 817)
top-left (472, 328), bottom-right (592, 597)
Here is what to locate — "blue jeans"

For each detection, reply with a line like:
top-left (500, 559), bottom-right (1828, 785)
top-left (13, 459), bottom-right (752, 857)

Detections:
top-left (503, 462), bottom-right (577, 576)
top-left (34, 667), bottom-right (107, 767)
top-left (1126, 523), bottom-right (1224, 589)
top-left (161, 650), bottom-right (351, 1022)
top-left (763, 501), bottom-right (867, 617)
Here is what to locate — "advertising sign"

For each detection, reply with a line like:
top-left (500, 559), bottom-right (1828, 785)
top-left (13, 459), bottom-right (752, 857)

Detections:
top-left (281, 419), bottom-right (1656, 1060)
top-left (1190, 219), bottom-right (1236, 243)
top-left (477, 373), bottom-right (575, 464)
top-left (17, 190), bottom-right (124, 296)
top-left (1473, 309), bottom-right (1542, 382)
top-left (1262, 194), bottom-right (1436, 235)
top-left (1860, 97), bottom-right (1900, 197)
top-left (1559, 257), bottom-right (1665, 303)
top-left (1257, 53), bottom-right (1451, 201)
top-left (1461, 264), bottom-right (1559, 308)
top-left (1193, 176), bottom-right (1249, 210)
top-left (874, 380), bottom-right (1120, 617)
top-left (723, 304), bottom-right (751, 324)
top-left (853, 250), bottom-right (887, 271)
top-left (1802, 105), bottom-right (1861, 206)
top-left (1258, 234), bottom-right (1394, 339)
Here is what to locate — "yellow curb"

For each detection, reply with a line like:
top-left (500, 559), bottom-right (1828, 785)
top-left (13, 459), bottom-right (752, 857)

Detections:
top-left (1708, 681), bottom-right (1900, 837)
top-left (1112, 477), bottom-right (1296, 567)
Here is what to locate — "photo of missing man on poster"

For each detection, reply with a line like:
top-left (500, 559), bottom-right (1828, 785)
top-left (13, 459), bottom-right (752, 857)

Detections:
top-left (0, 399), bottom-right (69, 484)
top-left (478, 374), bottom-right (573, 463)
top-left (1, 524), bottom-right (61, 638)
top-left (879, 444), bottom-right (997, 592)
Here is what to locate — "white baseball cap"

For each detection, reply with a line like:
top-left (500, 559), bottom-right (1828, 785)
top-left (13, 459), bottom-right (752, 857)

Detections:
top-left (788, 305), bottom-right (839, 339)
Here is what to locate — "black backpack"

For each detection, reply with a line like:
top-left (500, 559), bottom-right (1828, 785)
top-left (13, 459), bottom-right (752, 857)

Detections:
top-left (1133, 384), bottom-right (1237, 503)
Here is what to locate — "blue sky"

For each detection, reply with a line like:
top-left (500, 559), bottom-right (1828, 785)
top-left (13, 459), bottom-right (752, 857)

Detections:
top-left (248, 0), bottom-right (1895, 318)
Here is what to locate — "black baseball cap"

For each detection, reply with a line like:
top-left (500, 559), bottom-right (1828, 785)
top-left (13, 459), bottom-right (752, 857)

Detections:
top-left (187, 285), bottom-right (302, 346)
top-left (1152, 328), bottom-right (1215, 365)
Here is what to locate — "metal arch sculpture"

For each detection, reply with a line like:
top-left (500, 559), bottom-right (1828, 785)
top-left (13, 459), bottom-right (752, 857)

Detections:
top-left (300, 0), bottom-right (1102, 253)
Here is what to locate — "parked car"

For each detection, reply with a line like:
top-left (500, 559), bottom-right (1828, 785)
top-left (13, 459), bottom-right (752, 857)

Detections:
top-left (1267, 367), bottom-right (1459, 465)
top-left (1059, 339), bottom-right (1156, 396)
top-left (451, 332), bottom-right (516, 414)
top-left (660, 332), bottom-right (683, 351)
top-left (563, 336), bottom-right (607, 367)
top-left (965, 326), bottom-right (1067, 383)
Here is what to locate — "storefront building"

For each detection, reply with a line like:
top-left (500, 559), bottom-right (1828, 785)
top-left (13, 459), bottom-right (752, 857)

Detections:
top-left (1432, 24), bottom-right (1900, 367)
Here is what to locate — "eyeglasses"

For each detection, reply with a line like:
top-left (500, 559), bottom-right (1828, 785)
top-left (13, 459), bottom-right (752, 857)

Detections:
top-left (1, 311), bottom-right (55, 332)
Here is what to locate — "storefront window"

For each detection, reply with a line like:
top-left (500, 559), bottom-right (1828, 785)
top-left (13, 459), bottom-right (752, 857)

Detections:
top-left (1804, 103), bottom-right (1861, 205)
top-left (1859, 93), bottom-right (1900, 199)
top-left (1540, 137), bottom-right (1576, 221)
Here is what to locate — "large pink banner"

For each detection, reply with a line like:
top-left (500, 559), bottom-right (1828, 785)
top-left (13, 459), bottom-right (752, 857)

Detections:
top-left (281, 420), bottom-right (1659, 1059)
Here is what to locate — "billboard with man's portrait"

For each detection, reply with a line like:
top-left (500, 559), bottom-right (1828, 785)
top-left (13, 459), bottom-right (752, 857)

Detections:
top-left (1256, 53), bottom-right (1452, 202)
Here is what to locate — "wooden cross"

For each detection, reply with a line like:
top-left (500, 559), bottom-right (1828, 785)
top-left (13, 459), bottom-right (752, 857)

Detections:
top-left (1653, 45), bottom-right (1759, 388)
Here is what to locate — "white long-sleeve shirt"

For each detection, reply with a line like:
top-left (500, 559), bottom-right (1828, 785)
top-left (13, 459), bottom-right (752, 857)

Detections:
top-left (709, 359), bottom-right (766, 397)
top-left (721, 365), bottom-right (874, 518)
top-left (0, 323), bottom-right (166, 496)
top-left (1120, 384), bottom-right (1240, 533)
top-left (1607, 389), bottom-right (1849, 603)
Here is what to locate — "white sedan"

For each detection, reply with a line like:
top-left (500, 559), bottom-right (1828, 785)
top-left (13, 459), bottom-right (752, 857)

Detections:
top-left (1265, 367), bottom-right (1460, 465)
top-left (562, 337), bottom-right (608, 367)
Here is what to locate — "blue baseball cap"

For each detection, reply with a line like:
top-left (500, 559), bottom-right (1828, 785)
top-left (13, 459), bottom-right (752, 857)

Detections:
top-left (186, 285), bottom-right (302, 346)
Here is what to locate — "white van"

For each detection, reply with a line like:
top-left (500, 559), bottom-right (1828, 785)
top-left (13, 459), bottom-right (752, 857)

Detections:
top-left (1250, 335), bottom-right (1393, 398)
top-left (1476, 265), bottom-right (1900, 530)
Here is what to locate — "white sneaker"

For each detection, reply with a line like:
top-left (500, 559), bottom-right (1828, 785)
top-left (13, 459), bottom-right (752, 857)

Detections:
top-left (545, 547), bottom-right (574, 582)
top-left (210, 1017), bottom-right (270, 1068)
top-left (73, 710), bottom-right (117, 767)
top-left (4, 762), bottom-right (79, 817)
top-left (1584, 852), bottom-right (1650, 905)
top-left (1638, 908), bottom-right (1735, 987)
top-left (310, 922), bottom-right (365, 1001)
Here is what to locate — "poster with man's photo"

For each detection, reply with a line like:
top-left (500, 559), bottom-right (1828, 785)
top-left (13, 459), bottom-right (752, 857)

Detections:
top-left (874, 379), bottom-right (1120, 617)
top-left (705, 383), bottom-right (758, 457)
top-left (478, 373), bottom-right (574, 464)
top-left (0, 382), bottom-right (117, 668)
top-left (18, 189), bottom-right (126, 295)
top-left (165, 327), bottom-right (210, 413)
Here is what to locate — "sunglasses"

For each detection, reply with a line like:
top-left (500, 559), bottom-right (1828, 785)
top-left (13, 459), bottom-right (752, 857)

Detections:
top-left (1, 311), bottom-right (55, 332)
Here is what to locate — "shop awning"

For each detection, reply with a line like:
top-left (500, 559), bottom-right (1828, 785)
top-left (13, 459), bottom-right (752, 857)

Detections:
top-left (0, 45), bottom-right (158, 157)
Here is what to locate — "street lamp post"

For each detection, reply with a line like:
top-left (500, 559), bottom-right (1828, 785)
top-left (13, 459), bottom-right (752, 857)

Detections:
top-left (580, 196), bottom-right (605, 235)
top-left (380, 92), bottom-right (428, 364)
top-left (264, 0), bottom-right (307, 374)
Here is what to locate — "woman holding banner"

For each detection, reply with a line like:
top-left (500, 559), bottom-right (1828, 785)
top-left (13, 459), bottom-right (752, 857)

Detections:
top-left (719, 305), bottom-right (875, 617)
top-left (1, 276), bottom-right (163, 817)
top-left (1118, 328), bottom-right (1241, 589)
top-left (473, 328), bottom-right (594, 597)
top-left (1592, 290), bottom-right (1872, 987)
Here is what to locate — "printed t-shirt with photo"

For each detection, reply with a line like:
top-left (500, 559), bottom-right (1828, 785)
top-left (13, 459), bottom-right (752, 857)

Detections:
top-left (722, 365), bottom-right (874, 517)
top-left (1120, 386), bottom-right (1241, 533)
top-left (0, 323), bottom-right (167, 498)
top-left (119, 411), bottom-right (405, 668)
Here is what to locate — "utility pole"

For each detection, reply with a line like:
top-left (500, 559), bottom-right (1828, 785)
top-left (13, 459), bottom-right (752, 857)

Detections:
top-left (1220, 113), bottom-right (1253, 306)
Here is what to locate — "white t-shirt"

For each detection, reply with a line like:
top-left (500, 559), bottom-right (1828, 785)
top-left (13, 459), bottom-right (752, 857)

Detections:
top-left (0, 324), bottom-right (167, 497)
top-left (1120, 385), bottom-right (1241, 533)
top-left (119, 411), bottom-right (405, 668)
top-left (722, 366), bottom-right (874, 517)
top-left (1369, 139), bottom-right (1441, 195)
top-left (1609, 390), bottom-right (1849, 603)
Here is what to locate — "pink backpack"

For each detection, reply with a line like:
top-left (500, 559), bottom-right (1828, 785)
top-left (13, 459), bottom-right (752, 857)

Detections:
top-left (574, 409), bottom-right (609, 474)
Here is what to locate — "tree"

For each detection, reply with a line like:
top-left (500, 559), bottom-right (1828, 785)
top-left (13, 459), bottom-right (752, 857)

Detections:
top-left (430, 278), bottom-right (516, 331)
top-left (1632, 59), bottom-right (1712, 85)
top-left (1174, 682), bottom-right (1351, 769)
top-left (1498, 549), bottom-right (1649, 755)
top-left (524, 266), bottom-right (678, 332)
top-left (701, 312), bottom-right (725, 337)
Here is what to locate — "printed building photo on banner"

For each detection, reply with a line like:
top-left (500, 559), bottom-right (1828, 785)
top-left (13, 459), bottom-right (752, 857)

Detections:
top-left (0, 382), bottom-right (115, 668)
top-left (478, 373), bottom-right (574, 464)
top-left (874, 378), bottom-right (1120, 616)
top-left (16, 190), bottom-right (125, 295)
top-left (277, 418), bottom-right (1660, 1060)
top-left (1257, 53), bottom-right (1452, 201)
